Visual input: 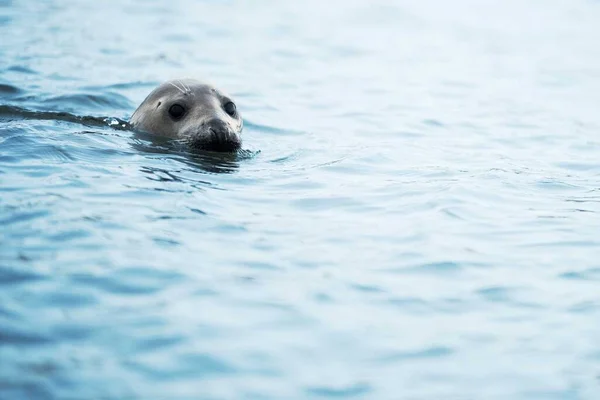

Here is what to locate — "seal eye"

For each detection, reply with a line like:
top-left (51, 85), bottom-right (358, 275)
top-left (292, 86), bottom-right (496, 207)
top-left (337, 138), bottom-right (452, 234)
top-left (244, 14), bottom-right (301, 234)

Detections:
top-left (224, 101), bottom-right (236, 117)
top-left (168, 104), bottom-right (186, 120)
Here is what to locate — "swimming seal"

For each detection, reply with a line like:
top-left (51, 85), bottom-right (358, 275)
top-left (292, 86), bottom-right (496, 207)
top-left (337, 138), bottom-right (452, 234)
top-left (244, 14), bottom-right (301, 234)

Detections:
top-left (130, 79), bottom-right (243, 152)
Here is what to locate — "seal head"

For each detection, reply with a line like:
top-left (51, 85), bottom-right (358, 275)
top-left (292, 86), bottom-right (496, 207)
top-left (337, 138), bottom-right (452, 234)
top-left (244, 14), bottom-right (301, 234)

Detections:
top-left (130, 79), bottom-right (243, 152)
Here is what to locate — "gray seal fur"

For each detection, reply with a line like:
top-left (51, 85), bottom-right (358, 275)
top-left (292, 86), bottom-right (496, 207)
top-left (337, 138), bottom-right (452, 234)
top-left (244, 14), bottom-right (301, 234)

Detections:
top-left (130, 79), bottom-right (243, 152)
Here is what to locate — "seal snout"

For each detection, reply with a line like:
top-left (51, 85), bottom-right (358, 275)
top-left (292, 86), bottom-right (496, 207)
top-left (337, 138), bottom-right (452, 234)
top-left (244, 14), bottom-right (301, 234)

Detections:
top-left (195, 118), bottom-right (240, 152)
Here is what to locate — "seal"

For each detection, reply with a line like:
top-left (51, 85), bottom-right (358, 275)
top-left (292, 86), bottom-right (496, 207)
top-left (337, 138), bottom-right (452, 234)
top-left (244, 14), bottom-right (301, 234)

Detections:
top-left (130, 79), bottom-right (243, 152)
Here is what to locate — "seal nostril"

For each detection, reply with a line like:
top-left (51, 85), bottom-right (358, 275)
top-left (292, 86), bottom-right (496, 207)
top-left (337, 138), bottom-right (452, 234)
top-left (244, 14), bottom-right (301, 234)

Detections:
top-left (205, 119), bottom-right (230, 141)
top-left (196, 120), bottom-right (240, 152)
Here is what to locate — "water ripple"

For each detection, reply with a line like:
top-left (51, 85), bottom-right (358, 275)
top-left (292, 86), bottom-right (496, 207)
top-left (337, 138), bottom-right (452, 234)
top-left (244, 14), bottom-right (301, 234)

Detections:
top-left (2, 0), bottom-right (600, 398)
top-left (69, 267), bottom-right (183, 296)
top-left (306, 383), bottom-right (373, 398)
top-left (0, 265), bottom-right (45, 285)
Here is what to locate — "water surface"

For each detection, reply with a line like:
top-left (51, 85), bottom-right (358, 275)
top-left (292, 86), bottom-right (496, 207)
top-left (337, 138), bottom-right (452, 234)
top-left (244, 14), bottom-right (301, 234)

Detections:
top-left (2, 0), bottom-right (600, 399)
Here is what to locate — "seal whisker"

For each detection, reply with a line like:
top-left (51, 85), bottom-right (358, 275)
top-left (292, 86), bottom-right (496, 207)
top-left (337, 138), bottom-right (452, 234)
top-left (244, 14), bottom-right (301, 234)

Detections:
top-left (168, 81), bottom-right (186, 94)
top-left (176, 80), bottom-right (188, 92)
top-left (179, 80), bottom-right (191, 94)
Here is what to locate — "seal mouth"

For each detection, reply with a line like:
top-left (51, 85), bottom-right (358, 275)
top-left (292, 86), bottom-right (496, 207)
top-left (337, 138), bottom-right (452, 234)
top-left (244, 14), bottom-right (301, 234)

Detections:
top-left (188, 130), bottom-right (241, 152)
top-left (195, 137), bottom-right (241, 152)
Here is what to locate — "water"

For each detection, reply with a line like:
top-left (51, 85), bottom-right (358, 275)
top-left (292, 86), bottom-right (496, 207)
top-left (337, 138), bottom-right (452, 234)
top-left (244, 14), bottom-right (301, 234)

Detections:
top-left (2, 0), bottom-right (600, 398)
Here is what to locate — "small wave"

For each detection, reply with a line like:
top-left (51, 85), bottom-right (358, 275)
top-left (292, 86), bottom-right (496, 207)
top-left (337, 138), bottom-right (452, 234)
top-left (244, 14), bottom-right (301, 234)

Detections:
top-left (41, 92), bottom-right (133, 113)
top-left (376, 346), bottom-right (454, 363)
top-left (0, 105), bottom-right (130, 130)
top-left (5, 65), bottom-right (36, 74)
top-left (244, 119), bottom-right (304, 136)
top-left (81, 81), bottom-right (160, 91)
top-left (306, 383), bottom-right (373, 398)
top-left (0, 265), bottom-right (46, 285)
top-left (0, 83), bottom-right (23, 98)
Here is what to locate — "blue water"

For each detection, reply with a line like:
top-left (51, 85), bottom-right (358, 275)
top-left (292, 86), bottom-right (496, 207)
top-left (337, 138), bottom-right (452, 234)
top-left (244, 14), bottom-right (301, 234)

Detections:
top-left (2, 0), bottom-right (600, 398)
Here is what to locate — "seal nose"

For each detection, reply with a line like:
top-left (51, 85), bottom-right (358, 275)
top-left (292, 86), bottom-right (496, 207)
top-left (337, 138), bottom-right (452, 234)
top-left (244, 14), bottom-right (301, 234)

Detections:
top-left (203, 118), bottom-right (240, 152)
top-left (207, 118), bottom-right (230, 139)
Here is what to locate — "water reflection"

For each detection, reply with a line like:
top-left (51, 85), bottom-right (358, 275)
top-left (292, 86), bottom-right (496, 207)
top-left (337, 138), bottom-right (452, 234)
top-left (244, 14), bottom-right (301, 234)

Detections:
top-left (130, 130), bottom-right (255, 174)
